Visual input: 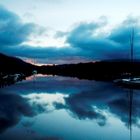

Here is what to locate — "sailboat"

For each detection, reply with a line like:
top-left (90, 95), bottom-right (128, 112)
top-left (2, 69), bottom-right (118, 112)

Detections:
top-left (114, 29), bottom-right (140, 88)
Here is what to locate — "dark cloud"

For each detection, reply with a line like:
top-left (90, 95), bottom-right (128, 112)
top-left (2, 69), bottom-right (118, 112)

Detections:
top-left (21, 18), bottom-right (140, 63)
top-left (1, 6), bottom-right (140, 63)
top-left (109, 17), bottom-right (140, 44)
top-left (66, 20), bottom-right (107, 47)
top-left (0, 6), bottom-right (35, 47)
top-left (1, 45), bottom-right (80, 64)
top-left (66, 17), bottom-right (140, 60)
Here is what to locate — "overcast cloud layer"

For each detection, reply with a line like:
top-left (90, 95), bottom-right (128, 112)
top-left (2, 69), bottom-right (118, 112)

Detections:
top-left (0, 6), bottom-right (140, 64)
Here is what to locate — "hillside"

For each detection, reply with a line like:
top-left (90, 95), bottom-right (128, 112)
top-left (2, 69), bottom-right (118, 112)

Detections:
top-left (38, 60), bottom-right (140, 80)
top-left (0, 53), bottom-right (36, 75)
top-left (1, 52), bottom-right (140, 81)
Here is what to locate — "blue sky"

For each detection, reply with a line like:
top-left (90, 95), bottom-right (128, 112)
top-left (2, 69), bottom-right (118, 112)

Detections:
top-left (0, 0), bottom-right (140, 64)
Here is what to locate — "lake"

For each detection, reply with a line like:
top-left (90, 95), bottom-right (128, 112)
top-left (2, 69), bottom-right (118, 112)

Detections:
top-left (0, 74), bottom-right (140, 140)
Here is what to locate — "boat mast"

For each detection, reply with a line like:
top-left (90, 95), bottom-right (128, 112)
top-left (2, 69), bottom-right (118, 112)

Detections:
top-left (130, 28), bottom-right (134, 63)
top-left (130, 28), bottom-right (134, 78)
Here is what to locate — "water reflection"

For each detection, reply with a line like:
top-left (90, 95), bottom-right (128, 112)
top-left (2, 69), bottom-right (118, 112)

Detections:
top-left (0, 75), bottom-right (140, 140)
top-left (0, 93), bottom-right (35, 133)
top-left (22, 93), bottom-right (68, 113)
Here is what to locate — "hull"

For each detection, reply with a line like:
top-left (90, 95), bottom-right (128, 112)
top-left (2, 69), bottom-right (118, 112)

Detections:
top-left (114, 78), bottom-right (140, 89)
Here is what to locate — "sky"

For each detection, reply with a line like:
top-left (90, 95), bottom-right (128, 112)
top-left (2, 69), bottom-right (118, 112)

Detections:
top-left (0, 0), bottom-right (140, 64)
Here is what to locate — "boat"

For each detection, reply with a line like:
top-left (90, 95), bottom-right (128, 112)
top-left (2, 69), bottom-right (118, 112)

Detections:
top-left (114, 77), bottom-right (140, 88)
top-left (114, 29), bottom-right (140, 88)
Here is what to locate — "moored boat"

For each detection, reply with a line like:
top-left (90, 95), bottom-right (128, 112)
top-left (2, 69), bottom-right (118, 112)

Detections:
top-left (114, 29), bottom-right (140, 88)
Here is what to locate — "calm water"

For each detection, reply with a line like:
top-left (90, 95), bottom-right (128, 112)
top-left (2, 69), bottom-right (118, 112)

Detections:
top-left (0, 74), bottom-right (140, 140)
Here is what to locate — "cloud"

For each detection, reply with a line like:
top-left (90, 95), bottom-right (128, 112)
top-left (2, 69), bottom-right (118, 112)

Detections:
top-left (1, 45), bottom-right (80, 64)
top-left (66, 17), bottom-right (140, 60)
top-left (66, 18), bottom-right (107, 47)
top-left (109, 16), bottom-right (140, 44)
top-left (1, 6), bottom-right (140, 63)
top-left (0, 6), bottom-right (36, 47)
top-left (22, 17), bottom-right (140, 62)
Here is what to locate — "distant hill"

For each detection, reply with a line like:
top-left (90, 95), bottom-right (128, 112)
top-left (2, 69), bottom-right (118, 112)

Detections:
top-left (38, 60), bottom-right (140, 80)
top-left (1, 52), bottom-right (140, 81)
top-left (0, 53), bottom-right (36, 75)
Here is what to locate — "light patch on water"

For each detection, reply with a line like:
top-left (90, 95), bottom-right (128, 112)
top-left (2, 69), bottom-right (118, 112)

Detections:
top-left (22, 93), bottom-right (69, 113)
top-left (92, 106), bottom-right (110, 117)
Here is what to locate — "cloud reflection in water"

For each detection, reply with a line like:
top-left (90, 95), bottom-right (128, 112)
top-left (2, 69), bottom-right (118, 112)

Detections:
top-left (1, 76), bottom-right (140, 140)
top-left (22, 93), bottom-right (69, 113)
top-left (0, 93), bottom-right (35, 133)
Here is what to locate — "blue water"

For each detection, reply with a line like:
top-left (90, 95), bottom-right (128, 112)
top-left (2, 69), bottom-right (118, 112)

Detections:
top-left (0, 74), bottom-right (140, 140)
